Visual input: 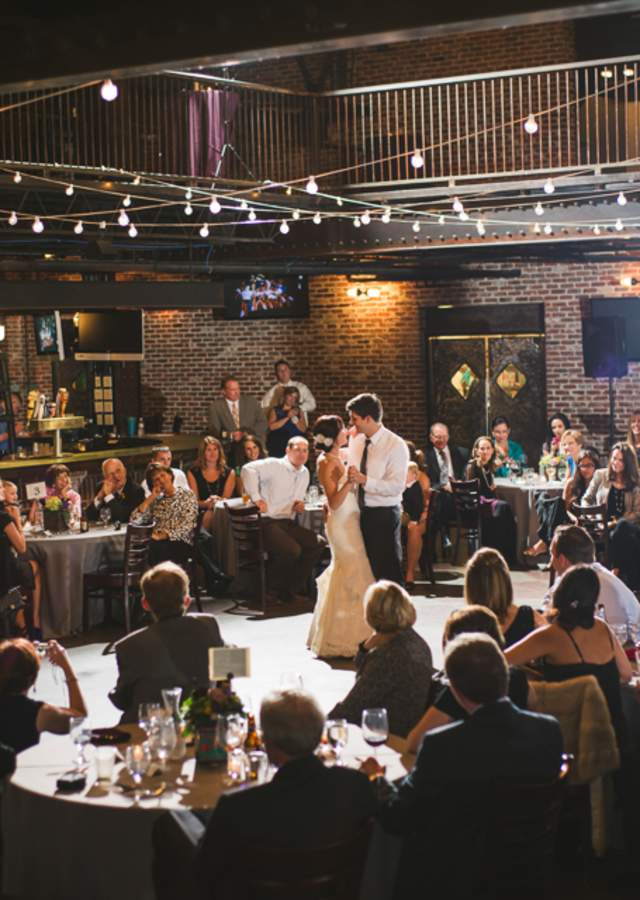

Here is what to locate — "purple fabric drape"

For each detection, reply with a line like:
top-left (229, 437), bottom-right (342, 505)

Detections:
top-left (187, 90), bottom-right (239, 178)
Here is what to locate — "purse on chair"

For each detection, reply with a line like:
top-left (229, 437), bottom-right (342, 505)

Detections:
top-left (0, 587), bottom-right (26, 638)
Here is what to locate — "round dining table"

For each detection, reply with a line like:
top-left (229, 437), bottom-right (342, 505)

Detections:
top-left (26, 524), bottom-right (127, 638)
top-left (494, 476), bottom-right (564, 559)
top-left (1, 724), bottom-right (409, 900)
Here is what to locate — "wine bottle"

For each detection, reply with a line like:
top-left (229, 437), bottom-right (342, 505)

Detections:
top-left (244, 714), bottom-right (262, 750)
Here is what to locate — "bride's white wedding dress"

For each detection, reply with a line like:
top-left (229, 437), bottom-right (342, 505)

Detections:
top-left (307, 472), bottom-right (373, 658)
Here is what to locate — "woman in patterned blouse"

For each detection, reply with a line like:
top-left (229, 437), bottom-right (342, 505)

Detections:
top-left (133, 463), bottom-right (198, 566)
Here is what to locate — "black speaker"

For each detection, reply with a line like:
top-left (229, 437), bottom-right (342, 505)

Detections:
top-left (582, 316), bottom-right (628, 378)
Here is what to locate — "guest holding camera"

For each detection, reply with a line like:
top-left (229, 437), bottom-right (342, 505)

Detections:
top-left (266, 386), bottom-right (308, 458)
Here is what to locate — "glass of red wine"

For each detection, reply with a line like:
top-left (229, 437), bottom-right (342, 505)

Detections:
top-left (361, 708), bottom-right (389, 762)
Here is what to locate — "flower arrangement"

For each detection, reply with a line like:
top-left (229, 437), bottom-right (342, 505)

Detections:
top-left (180, 678), bottom-right (245, 738)
top-left (44, 496), bottom-right (65, 511)
top-left (42, 495), bottom-right (70, 531)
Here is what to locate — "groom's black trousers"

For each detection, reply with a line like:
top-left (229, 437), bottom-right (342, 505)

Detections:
top-left (360, 505), bottom-right (404, 585)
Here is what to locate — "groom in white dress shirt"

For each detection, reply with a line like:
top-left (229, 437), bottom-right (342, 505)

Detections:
top-left (346, 393), bottom-right (409, 585)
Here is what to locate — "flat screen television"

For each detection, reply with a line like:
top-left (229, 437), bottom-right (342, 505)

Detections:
top-left (591, 297), bottom-right (640, 361)
top-left (33, 312), bottom-right (64, 358)
top-left (75, 310), bottom-right (144, 361)
top-left (223, 274), bottom-right (309, 320)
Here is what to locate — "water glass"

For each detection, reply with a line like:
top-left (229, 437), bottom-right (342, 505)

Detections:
top-left (307, 485), bottom-right (319, 505)
top-left (125, 744), bottom-right (150, 800)
top-left (361, 708), bottom-right (389, 762)
top-left (95, 747), bottom-right (117, 782)
top-left (326, 719), bottom-right (348, 765)
top-left (138, 702), bottom-right (163, 737)
top-left (226, 748), bottom-right (248, 783)
top-left (149, 719), bottom-right (177, 768)
top-left (69, 716), bottom-right (92, 768)
top-left (161, 687), bottom-right (182, 716)
top-left (247, 750), bottom-right (269, 783)
top-left (225, 714), bottom-right (248, 751)
top-left (99, 506), bottom-right (112, 528)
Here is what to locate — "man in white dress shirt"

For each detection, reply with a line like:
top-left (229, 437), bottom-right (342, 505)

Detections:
top-left (346, 393), bottom-right (409, 585)
top-left (241, 437), bottom-right (322, 603)
top-left (548, 525), bottom-right (640, 628)
top-left (143, 446), bottom-right (190, 496)
top-left (261, 359), bottom-right (316, 416)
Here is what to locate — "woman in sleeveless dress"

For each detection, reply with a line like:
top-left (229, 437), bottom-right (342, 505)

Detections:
top-left (307, 415), bottom-right (373, 658)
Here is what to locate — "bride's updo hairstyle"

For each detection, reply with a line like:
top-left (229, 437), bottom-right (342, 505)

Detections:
top-left (313, 415), bottom-right (344, 452)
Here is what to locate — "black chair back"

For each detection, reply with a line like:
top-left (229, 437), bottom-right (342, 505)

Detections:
top-left (225, 503), bottom-right (268, 612)
top-left (122, 521), bottom-right (155, 580)
top-left (570, 502), bottom-right (610, 564)
top-left (450, 478), bottom-right (482, 563)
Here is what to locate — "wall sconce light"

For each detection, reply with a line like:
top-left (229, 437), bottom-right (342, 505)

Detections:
top-left (620, 276), bottom-right (639, 288)
top-left (0, 325), bottom-right (5, 342)
top-left (347, 286), bottom-right (381, 299)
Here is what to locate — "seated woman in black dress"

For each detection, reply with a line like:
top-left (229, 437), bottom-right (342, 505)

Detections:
top-left (133, 463), bottom-right (199, 567)
top-left (465, 436), bottom-right (517, 565)
top-left (465, 547), bottom-right (545, 647)
top-left (402, 461), bottom-right (431, 588)
top-left (0, 638), bottom-right (87, 753)
top-left (505, 565), bottom-right (632, 747)
top-left (582, 442), bottom-right (640, 589)
top-left (187, 436), bottom-right (235, 532)
top-left (525, 446), bottom-right (599, 558)
top-left (266, 387), bottom-right (307, 458)
top-left (406, 605), bottom-right (531, 753)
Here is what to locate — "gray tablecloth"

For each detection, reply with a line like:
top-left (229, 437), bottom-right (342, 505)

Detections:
top-left (495, 478), bottom-right (564, 558)
top-left (26, 526), bottom-right (126, 637)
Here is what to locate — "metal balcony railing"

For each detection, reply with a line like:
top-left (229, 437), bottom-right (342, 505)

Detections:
top-left (1, 55), bottom-right (639, 189)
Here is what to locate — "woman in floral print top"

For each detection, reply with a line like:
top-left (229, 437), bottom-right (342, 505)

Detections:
top-left (133, 463), bottom-right (198, 566)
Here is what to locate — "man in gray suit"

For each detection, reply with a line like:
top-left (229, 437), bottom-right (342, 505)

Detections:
top-left (109, 561), bottom-right (224, 723)
top-left (207, 376), bottom-right (267, 467)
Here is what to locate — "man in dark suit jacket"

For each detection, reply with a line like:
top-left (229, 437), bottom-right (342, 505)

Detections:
top-left (371, 634), bottom-right (563, 898)
top-left (109, 561), bottom-right (224, 723)
top-left (85, 457), bottom-right (145, 523)
top-left (207, 376), bottom-right (267, 467)
top-left (424, 422), bottom-right (467, 547)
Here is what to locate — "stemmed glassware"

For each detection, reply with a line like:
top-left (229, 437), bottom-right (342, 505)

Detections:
top-left (69, 716), bottom-right (92, 769)
top-left (326, 718), bottom-right (348, 765)
top-left (361, 708), bottom-right (389, 763)
top-left (99, 506), bottom-right (112, 528)
top-left (138, 702), bottom-right (162, 738)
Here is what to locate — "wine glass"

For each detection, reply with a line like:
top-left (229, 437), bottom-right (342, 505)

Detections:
top-left (326, 718), bottom-right (348, 765)
top-left (125, 744), bottom-right (150, 801)
top-left (99, 506), bottom-right (112, 528)
top-left (138, 702), bottom-right (163, 738)
top-left (150, 719), bottom-right (177, 769)
top-left (69, 716), bottom-right (92, 769)
top-left (361, 708), bottom-right (389, 763)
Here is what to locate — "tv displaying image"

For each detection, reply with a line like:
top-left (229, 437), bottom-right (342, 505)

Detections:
top-left (224, 274), bottom-right (309, 320)
top-left (33, 312), bottom-right (63, 357)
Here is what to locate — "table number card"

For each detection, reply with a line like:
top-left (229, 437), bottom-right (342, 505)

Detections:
top-left (26, 481), bottom-right (47, 500)
top-left (208, 647), bottom-right (251, 680)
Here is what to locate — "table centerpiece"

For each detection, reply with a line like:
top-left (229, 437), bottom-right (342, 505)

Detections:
top-left (181, 677), bottom-right (245, 765)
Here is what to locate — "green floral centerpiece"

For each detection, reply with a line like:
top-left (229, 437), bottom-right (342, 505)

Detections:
top-left (539, 452), bottom-right (567, 483)
top-left (43, 496), bottom-right (70, 532)
top-left (181, 678), bottom-right (245, 765)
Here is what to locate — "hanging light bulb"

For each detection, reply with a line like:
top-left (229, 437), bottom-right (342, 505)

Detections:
top-left (313, 212), bottom-right (321, 225)
top-left (209, 196), bottom-right (221, 214)
top-left (73, 220), bottom-right (83, 234)
top-left (65, 184), bottom-right (74, 196)
top-left (410, 150), bottom-right (424, 169)
top-left (617, 191), bottom-right (628, 206)
top-left (184, 203), bottom-right (193, 216)
top-left (248, 209), bottom-right (257, 221)
top-left (524, 114), bottom-right (538, 134)
top-left (199, 224), bottom-right (210, 237)
top-left (306, 176), bottom-right (318, 194)
top-left (122, 194), bottom-right (131, 207)
top-left (13, 171), bottom-right (22, 184)
top-left (292, 209), bottom-right (300, 220)
top-left (185, 187), bottom-right (193, 201)
top-left (132, 175), bottom-right (141, 186)
top-left (411, 221), bottom-right (420, 233)
top-left (623, 65), bottom-right (635, 78)
top-left (452, 197), bottom-right (464, 213)
top-left (543, 223), bottom-right (553, 234)
top-left (353, 216), bottom-right (361, 227)
top-left (459, 210), bottom-right (469, 221)
top-left (381, 209), bottom-right (391, 224)
top-left (118, 210), bottom-right (129, 227)
top-left (99, 220), bottom-right (107, 230)
top-left (476, 220), bottom-right (486, 236)
top-left (336, 197), bottom-right (343, 207)
top-left (128, 224), bottom-right (138, 237)
top-left (544, 178), bottom-right (555, 194)
top-left (600, 67), bottom-right (613, 79)
top-left (438, 214), bottom-right (445, 225)
top-left (100, 79), bottom-right (119, 101)
top-left (279, 219), bottom-right (290, 234)
top-left (239, 200), bottom-right (248, 210)
top-left (593, 224), bottom-right (601, 235)
top-left (361, 210), bottom-right (371, 225)
top-left (615, 218), bottom-right (624, 231)
top-left (8, 211), bottom-right (17, 226)
top-left (534, 202), bottom-right (544, 216)
top-left (32, 217), bottom-right (44, 233)
top-left (533, 223), bottom-right (541, 234)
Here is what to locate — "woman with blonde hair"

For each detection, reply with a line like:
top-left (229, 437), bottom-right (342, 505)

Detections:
top-left (187, 436), bottom-right (235, 531)
top-left (327, 580), bottom-right (433, 737)
top-left (465, 547), bottom-right (545, 647)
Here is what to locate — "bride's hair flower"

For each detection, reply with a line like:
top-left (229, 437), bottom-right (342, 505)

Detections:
top-left (314, 434), bottom-right (333, 450)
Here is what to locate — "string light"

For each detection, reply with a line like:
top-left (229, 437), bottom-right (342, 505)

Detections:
top-left (452, 197), bottom-right (464, 213)
top-left (544, 178), bottom-right (555, 194)
top-left (239, 200), bottom-right (248, 210)
top-left (476, 220), bottom-right (486, 236)
top-left (617, 192), bottom-right (627, 206)
top-left (313, 212), bottom-right (321, 225)
top-left (184, 203), bottom-right (193, 216)
top-left (438, 215), bottom-right (445, 225)
top-left (600, 67), bottom-right (613, 79)
top-left (623, 65), bottom-right (635, 77)
top-left (121, 194), bottom-right (131, 208)
top-left (593, 224), bottom-right (601, 235)
top-left (543, 223), bottom-right (553, 234)
top-left (73, 220), bottom-right (83, 234)
top-left (459, 210), bottom-right (469, 221)
top-left (292, 209), bottom-right (300, 220)
top-left (306, 176), bottom-right (318, 194)
top-left (279, 219), bottom-right (290, 234)
top-left (248, 209), bottom-right (257, 221)
top-left (336, 198), bottom-right (343, 207)
top-left (32, 217), bottom-right (44, 233)
top-left (534, 202), bottom-right (544, 216)
top-left (615, 218), bottom-right (624, 231)
top-left (360, 210), bottom-right (371, 225)
top-left (410, 150), bottom-right (424, 169)
top-left (100, 79), bottom-right (118, 101)
top-left (209, 196), bottom-right (221, 214)
top-left (533, 223), bottom-right (541, 234)
top-left (118, 210), bottom-right (129, 227)
top-left (65, 184), bottom-right (74, 196)
top-left (185, 188), bottom-right (193, 201)
top-left (381, 209), bottom-right (391, 224)
top-left (285, 186), bottom-right (293, 196)
top-left (99, 220), bottom-right (107, 229)
top-left (199, 224), bottom-right (209, 237)
top-left (13, 171), bottom-right (22, 184)
top-left (412, 221), bottom-right (421, 232)
top-left (132, 175), bottom-right (141, 185)
top-left (8, 212), bottom-right (17, 226)
top-left (128, 223), bottom-right (138, 237)
top-left (353, 216), bottom-right (361, 227)
top-left (524, 114), bottom-right (538, 134)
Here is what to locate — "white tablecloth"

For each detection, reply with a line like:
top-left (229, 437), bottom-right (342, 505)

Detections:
top-left (26, 525), bottom-right (127, 637)
top-left (495, 477), bottom-right (564, 558)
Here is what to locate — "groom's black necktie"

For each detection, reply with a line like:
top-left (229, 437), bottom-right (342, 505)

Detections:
top-left (358, 438), bottom-right (372, 510)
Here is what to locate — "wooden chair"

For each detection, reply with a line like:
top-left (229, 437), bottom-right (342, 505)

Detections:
top-left (186, 511), bottom-right (205, 611)
top-left (236, 821), bottom-right (372, 900)
top-left (450, 478), bottom-right (482, 565)
top-left (82, 521), bottom-right (155, 633)
top-left (570, 502), bottom-right (609, 565)
top-left (225, 503), bottom-right (268, 613)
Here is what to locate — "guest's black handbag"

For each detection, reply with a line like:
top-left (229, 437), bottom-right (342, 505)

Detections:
top-left (0, 587), bottom-right (26, 638)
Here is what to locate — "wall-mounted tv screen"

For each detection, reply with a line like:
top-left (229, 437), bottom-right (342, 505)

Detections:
top-left (590, 297), bottom-right (640, 361)
top-left (224, 274), bottom-right (309, 320)
top-left (34, 311), bottom-right (64, 359)
top-left (75, 310), bottom-right (144, 361)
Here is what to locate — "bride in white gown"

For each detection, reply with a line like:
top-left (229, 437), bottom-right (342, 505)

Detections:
top-left (307, 415), bottom-right (373, 658)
